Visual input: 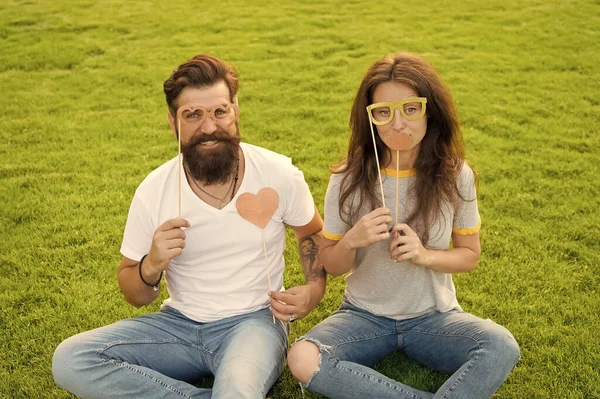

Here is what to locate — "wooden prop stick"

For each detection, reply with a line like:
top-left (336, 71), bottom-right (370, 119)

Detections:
top-left (261, 229), bottom-right (273, 292)
top-left (178, 118), bottom-right (182, 218)
top-left (395, 150), bottom-right (399, 225)
top-left (261, 229), bottom-right (275, 324)
top-left (368, 122), bottom-right (386, 208)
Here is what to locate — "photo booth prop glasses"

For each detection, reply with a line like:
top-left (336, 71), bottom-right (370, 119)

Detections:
top-left (176, 103), bottom-right (240, 131)
top-left (366, 97), bottom-right (427, 125)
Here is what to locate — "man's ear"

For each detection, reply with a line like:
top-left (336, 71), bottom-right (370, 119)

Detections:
top-left (233, 95), bottom-right (239, 106)
top-left (168, 112), bottom-right (177, 139)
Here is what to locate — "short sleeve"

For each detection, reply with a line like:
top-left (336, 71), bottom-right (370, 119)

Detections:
top-left (452, 163), bottom-right (481, 235)
top-left (281, 164), bottom-right (316, 227)
top-left (120, 191), bottom-right (154, 261)
top-left (323, 174), bottom-right (349, 241)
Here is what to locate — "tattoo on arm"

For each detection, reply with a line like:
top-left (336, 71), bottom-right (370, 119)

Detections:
top-left (299, 235), bottom-right (326, 282)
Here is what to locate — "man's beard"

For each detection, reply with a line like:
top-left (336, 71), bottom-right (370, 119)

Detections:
top-left (182, 128), bottom-right (241, 185)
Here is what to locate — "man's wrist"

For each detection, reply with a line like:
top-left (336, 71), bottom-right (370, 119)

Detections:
top-left (306, 280), bottom-right (326, 301)
top-left (139, 254), bottom-right (162, 291)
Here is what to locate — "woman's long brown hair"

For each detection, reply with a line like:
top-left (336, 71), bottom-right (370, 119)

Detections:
top-left (333, 52), bottom-right (474, 244)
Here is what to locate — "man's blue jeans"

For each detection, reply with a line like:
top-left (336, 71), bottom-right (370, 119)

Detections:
top-left (299, 300), bottom-right (520, 399)
top-left (53, 306), bottom-right (288, 398)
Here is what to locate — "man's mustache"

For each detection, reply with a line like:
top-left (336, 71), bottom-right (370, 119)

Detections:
top-left (187, 130), bottom-right (237, 147)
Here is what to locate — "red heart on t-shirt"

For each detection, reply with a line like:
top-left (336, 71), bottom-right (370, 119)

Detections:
top-left (236, 187), bottom-right (279, 229)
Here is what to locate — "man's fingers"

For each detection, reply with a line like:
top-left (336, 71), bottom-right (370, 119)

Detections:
top-left (270, 303), bottom-right (304, 322)
top-left (167, 247), bottom-right (184, 259)
top-left (162, 228), bottom-right (187, 241)
top-left (153, 236), bottom-right (186, 253)
top-left (167, 238), bottom-right (186, 250)
top-left (269, 297), bottom-right (300, 315)
top-left (269, 297), bottom-right (287, 314)
top-left (158, 218), bottom-right (190, 232)
top-left (269, 290), bottom-right (294, 303)
top-left (269, 306), bottom-right (288, 322)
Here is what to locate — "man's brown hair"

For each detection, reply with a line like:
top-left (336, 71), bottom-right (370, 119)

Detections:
top-left (163, 54), bottom-right (239, 115)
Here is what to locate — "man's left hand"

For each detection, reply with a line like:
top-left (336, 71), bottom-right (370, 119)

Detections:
top-left (268, 284), bottom-right (322, 322)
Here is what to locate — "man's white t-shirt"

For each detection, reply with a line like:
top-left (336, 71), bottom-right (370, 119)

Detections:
top-left (120, 143), bottom-right (315, 322)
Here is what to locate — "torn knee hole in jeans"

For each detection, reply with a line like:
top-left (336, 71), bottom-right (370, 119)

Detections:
top-left (295, 336), bottom-right (331, 388)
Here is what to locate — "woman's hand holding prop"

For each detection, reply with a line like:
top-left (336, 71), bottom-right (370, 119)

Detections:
top-left (388, 223), bottom-right (433, 266)
top-left (342, 207), bottom-right (392, 250)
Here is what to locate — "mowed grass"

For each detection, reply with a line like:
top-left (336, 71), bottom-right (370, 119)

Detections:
top-left (1, 0), bottom-right (598, 398)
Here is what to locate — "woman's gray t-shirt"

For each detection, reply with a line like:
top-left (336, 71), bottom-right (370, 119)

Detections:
top-left (323, 163), bottom-right (480, 320)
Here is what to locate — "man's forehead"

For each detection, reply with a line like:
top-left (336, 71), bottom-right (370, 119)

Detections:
top-left (177, 83), bottom-right (231, 106)
top-left (179, 102), bottom-right (230, 112)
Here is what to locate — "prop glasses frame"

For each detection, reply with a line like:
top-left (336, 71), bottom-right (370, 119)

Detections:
top-left (366, 97), bottom-right (427, 125)
top-left (176, 103), bottom-right (240, 131)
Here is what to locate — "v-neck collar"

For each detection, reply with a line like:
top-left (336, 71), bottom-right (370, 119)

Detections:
top-left (181, 144), bottom-right (247, 212)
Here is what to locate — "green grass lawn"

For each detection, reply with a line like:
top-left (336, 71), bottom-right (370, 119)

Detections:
top-left (1, 0), bottom-right (598, 397)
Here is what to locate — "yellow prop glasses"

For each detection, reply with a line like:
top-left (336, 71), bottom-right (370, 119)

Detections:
top-left (177, 103), bottom-right (239, 131)
top-left (366, 97), bottom-right (427, 125)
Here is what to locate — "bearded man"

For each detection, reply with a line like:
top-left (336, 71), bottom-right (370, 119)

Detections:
top-left (52, 54), bottom-right (325, 399)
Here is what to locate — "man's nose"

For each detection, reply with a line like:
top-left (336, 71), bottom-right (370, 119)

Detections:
top-left (200, 116), bottom-right (218, 134)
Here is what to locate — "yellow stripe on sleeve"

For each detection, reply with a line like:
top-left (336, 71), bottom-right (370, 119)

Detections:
top-left (452, 219), bottom-right (481, 236)
top-left (322, 228), bottom-right (344, 241)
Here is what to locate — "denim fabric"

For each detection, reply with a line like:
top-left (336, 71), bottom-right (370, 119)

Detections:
top-left (300, 300), bottom-right (519, 399)
top-left (53, 306), bottom-right (288, 398)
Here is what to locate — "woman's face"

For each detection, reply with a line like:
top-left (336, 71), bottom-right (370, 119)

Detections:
top-left (371, 81), bottom-right (428, 154)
